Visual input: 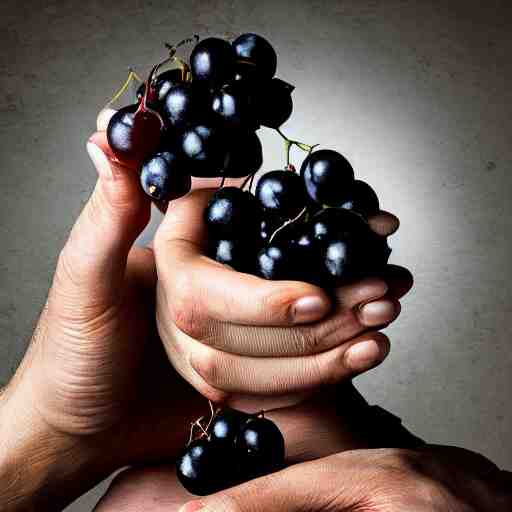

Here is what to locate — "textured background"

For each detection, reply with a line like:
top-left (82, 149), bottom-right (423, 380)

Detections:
top-left (0, 0), bottom-right (511, 510)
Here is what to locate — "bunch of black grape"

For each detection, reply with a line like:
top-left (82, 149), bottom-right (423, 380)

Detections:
top-left (106, 33), bottom-right (291, 201)
top-left (205, 151), bottom-right (391, 288)
top-left (176, 408), bottom-right (285, 496)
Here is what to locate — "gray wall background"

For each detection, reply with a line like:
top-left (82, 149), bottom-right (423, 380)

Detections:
top-left (1, 0), bottom-right (511, 510)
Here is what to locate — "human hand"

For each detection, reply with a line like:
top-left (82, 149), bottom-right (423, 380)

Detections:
top-left (0, 130), bottom-right (204, 510)
top-left (185, 445), bottom-right (511, 511)
top-left (97, 441), bottom-right (511, 511)
top-left (93, 383), bottom-right (372, 511)
top-left (153, 188), bottom-right (412, 409)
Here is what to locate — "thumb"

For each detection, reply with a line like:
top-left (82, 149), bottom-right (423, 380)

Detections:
top-left (55, 131), bottom-right (150, 303)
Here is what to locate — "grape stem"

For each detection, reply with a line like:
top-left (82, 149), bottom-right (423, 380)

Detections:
top-left (268, 205), bottom-right (308, 244)
top-left (241, 172), bottom-right (257, 191)
top-left (274, 128), bottom-right (318, 168)
top-left (106, 68), bottom-right (142, 107)
top-left (204, 399), bottom-right (217, 432)
top-left (187, 417), bottom-right (205, 445)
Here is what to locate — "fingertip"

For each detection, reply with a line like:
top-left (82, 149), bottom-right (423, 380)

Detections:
top-left (96, 107), bottom-right (117, 132)
top-left (382, 265), bottom-right (414, 299)
top-left (179, 501), bottom-right (205, 512)
top-left (86, 142), bottom-right (113, 182)
top-left (336, 276), bottom-right (389, 308)
top-left (290, 291), bottom-right (332, 324)
top-left (368, 210), bottom-right (400, 236)
top-left (357, 298), bottom-right (400, 327)
top-left (344, 333), bottom-right (390, 373)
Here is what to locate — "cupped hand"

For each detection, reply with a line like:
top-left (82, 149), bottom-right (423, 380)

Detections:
top-left (153, 188), bottom-right (412, 408)
top-left (96, 443), bottom-right (512, 511)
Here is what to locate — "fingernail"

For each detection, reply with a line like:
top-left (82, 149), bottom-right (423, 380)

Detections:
top-left (358, 300), bottom-right (397, 326)
top-left (345, 339), bottom-right (389, 371)
top-left (292, 295), bottom-right (330, 323)
top-left (86, 142), bottom-right (114, 181)
top-left (179, 501), bottom-right (207, 512)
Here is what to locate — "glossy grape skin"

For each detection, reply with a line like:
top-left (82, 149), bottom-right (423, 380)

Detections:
top-left (136, 69), bottom-right (183, 107)
top-left (238, 418), bottom-right (285, 480)
top-left (204, 187), bottom-right (262, 238)
top-left (309, 208), bottom-right (368, 243)
top-left (106, 104), bottom-right (162, 166)
top-left (253, 78), bottom-right (294, 128)
top-left (233, 61), bottom-right (262, 88)
top-left (190, 37), bottom-right (236, 89)
top-left (300, 149), bottom-right (355, 206)
top-left (162, 83), bottom-right (209, 128)
top-left (212, 82), bottom-right (258, 130)
top-left (256, 243), bottom-right (294, 280)
top-left (318, 238), bottom-right (358, 286)
top-left (255, 170), bottom-right (308, 220)
top-left (222, 130), bottom-right (263, 178)
top-left (340, 179), bottom-right (380, 218)
top-left (140, 150), bottom-right (191, 201)
top-left (260, 214), bottom-right (284, 243)
top-left (208, 238), bottom-right (257, 273)
top-left (209, 409), bottom-right (248, 446)
top-left (180, 122), bottom-right (228, 177)
top-left (232, 33), bottom-right (277, 81)
top-left (176, 439), bottom-right (233, 496)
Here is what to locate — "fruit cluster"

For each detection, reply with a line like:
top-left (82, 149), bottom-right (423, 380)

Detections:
top-left (205, 154), bottom-right (390, 287)
top-left (107, 33), bottom-right (292, 201)
top-left (106, 33), bottom-right (391, 289)
top-left (176, 407), bottom-right (285, 496)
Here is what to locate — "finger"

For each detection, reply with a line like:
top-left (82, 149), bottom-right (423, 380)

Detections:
top-left (179, 455), bottom-right (348, 512)
top-left (380, 265), bottom-right (414, 300)
top-left (162, 278), bottom-right (400, 357)
top-left (173, 330), bottom-right (390, 398)
top-left (96, 107), bottom-right (117, 131)
top-left (56, 132), bottom-right (150, 300)
top-left (125, 246), bottom-right (157, 294)
top-left (155, 189), bottom-right (332, 327)
top-left (368, 210), bottom-right (399, 236)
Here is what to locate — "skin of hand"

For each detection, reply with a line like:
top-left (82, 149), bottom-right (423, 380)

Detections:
top-left (95, 443), bottom-right (512, 512)
top-left (93, 383), bottom-right (371, 511)
top-left (153, 188), bottom-right (411, 409)
top-left (0, 107), bottom-right (411, 510)
top-left (0, 132), bottom-right (208, 511)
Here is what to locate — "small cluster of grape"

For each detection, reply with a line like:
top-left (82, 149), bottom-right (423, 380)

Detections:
top-left (176, 407), bottom-right (285, 496)
top-left (106, 33), bottom-right (293, 201)
top-left (205, 154), bottom-right (390, 287)
top-left (105, 32), bottom-right (390, 288)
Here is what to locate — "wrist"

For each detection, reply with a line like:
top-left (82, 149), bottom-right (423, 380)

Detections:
top-left (0, 370), bottom-right (119, 511)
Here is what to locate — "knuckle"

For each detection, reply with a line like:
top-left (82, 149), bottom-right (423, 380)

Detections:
top-left (410, 476), bottom-right (446, 507)
top-left (260, 286), bottom-right (297, 323)
top-left (169, 275), bottom-right (208, 340)
top-left (382, 449), bottom-right (422, 472)
top-left (172, 301), bottom-right (206, 340)
top-left (193, 349), bottom-right (222, 386)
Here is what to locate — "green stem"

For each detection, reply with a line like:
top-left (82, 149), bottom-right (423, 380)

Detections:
top-left (274, 128), bottom-right (318, 167)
